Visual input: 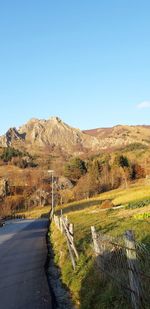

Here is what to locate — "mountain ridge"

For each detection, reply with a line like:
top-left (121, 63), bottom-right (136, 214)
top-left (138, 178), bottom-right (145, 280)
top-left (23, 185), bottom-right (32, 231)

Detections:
top-left (0, 116), bottom-right (150, 155)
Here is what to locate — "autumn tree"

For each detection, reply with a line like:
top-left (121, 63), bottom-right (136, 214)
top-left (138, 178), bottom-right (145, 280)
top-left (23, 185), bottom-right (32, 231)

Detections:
top-left (114, 155), bottom-right (130, 188)
top-left (64, 157), bottom-right (87, 182)
top-left (130, 163), bottom-right (145, 180)
top-left (88, 159), bottom-right (103, 181)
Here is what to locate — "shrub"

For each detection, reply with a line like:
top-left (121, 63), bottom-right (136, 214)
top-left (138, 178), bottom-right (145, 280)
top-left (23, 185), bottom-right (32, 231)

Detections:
top-left (125, 199), bottom-right (150, 209)
top-left (134, 212), bottom-right (150, 220)
top-left (130, 163), bottom-right (145, 180)
top-left (1, 147), bottom-right (35, 168)
top-left (1, 147), bottom-right (23, 162)
top-left (64, 157), bottom-right (87, 182)
top-left (101, 200), bottom-right (114, 209)
top-left (0, 195), bottom-right (26, 217)
top-left (122, 143), bottom-right (148, 152)
top-left (5, 195), bottom-right (26, 212)
top-left (114, 155), bottom-right (129, 168)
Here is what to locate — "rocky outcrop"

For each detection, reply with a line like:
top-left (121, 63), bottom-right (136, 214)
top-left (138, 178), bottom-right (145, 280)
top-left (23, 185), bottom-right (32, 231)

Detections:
top-left (28, 189), bottom-right (50, 207)
top-left (0, 117), bottom-right (99, 154)
top-left (0, 117), bottom-right (149, 154)
top-left (18, 116), bottom-right (99, 152)
top-left (0, 128), bottom-right (25, 147)
top-left (57, 177), bottom-right (73, 190)
top-left (83, 125), bottom-right (150, 149)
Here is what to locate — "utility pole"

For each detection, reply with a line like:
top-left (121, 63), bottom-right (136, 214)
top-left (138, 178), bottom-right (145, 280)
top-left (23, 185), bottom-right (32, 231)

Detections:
top-left (48, 170), bottom-right (54, 218)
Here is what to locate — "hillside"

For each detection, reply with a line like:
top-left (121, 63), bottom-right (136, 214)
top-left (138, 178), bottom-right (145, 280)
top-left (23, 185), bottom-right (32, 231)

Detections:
top-left (0, 117), bottom-right (150, 155)
top-left (83, 124), bottom-right (150, 149)
top-left (0, 117), bottom-right (150, 308)
top-left (0, 117), bottom-right (150, 219)
top-left (50, 180), bottom-right (150, 308)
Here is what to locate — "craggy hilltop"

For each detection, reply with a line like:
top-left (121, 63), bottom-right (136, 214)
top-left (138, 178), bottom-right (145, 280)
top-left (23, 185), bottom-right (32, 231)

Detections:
top-left (0, 116), bottom-right (150, 154)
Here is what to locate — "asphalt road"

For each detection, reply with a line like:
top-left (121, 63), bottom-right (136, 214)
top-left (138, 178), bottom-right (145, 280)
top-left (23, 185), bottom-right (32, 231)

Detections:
top-left (0, 219), bottom-right (52, 309)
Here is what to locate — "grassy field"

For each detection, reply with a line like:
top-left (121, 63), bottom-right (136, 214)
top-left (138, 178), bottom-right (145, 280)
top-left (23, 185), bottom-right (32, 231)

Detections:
top-left (50, 181), bottom-right (150, 309)
top-left (17, 205), bottom-right (51, 219)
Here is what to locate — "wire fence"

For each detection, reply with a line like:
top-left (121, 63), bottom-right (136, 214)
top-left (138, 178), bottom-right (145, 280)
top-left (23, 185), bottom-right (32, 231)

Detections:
top-left (91, 227), bottom-right (150, 309)
top-left (53, 214), bottom-right (79, 270)
top-left (52, 212), bottom-right (150, 309)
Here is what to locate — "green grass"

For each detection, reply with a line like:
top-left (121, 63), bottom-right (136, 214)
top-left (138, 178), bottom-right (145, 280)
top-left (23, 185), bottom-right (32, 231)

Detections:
top-left (125, 198), bottom-right (150, 209)
top-left (50, 181), bottom-right (150, 308)
top-left (134, 212), bottom-right (150, 220)
top-left (55, 181), bottom-right (150, 217)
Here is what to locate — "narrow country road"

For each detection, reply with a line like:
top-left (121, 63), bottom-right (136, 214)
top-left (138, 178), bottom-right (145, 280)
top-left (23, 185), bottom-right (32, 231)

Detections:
top-left (0, 219), bottom-right (52, 309)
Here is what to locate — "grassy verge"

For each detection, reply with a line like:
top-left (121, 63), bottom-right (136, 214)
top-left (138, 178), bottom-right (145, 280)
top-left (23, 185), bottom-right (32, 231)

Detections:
top-left (50, 182), bottom-right (150, 308)
top-left (17, 205), bottom-right (51, 219)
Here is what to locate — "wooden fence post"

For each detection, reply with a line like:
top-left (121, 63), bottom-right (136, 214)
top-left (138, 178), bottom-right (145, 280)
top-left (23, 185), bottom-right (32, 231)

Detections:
top-left (65, 235), bottom-right (76, 270)
top-left (53, 215), bottom-right (79, 269)
top-left (124, 230), bottom-right (142, 309)
top-left (65, 216), bottom-right (68, 227)
top-left (91, 226), bottom-right (106, 273)
top-left (60, 217), bottom-right (63, 234)
top-left (62, 217), bottom-right (79, 260)
top-left (60, 210), bottom-right (63, 233)
top-left (69, 223), bottom-right (74, 242)
top-left (61, 217), bottom-right (76, 269)
top-left (91, 226), bottom-right (101, 256)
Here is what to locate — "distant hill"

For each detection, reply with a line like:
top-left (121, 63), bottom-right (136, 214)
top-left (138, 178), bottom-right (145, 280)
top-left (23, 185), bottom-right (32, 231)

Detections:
top-left (83, 124), bottom-right (150, 150)
top-left (0, 117), bottom-right (150, 155)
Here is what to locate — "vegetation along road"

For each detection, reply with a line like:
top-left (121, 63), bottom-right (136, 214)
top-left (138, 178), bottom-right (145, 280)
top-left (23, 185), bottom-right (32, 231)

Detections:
top-left (0, 219), bottom-right (52, 309)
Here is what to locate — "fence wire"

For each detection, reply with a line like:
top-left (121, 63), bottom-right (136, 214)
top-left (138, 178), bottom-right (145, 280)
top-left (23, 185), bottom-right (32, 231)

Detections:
top-left (94, 232), bottom-right (150, 308)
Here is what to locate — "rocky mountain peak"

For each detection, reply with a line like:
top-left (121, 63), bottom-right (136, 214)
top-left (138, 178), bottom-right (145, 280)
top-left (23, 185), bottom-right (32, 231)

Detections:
top-left (0, 117), bottom-right (149, 155)
top-left (4, 116), bottom-right (90, 153)
top-left (0, 127), bottom-right (25, 147)
top-left (47, 116), bottom-right (72, 132)
top-left (49, 116), bottom-right (62, 123)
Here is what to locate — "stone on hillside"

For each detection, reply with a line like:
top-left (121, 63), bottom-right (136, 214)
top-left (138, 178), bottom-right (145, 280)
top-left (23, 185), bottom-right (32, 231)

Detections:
top-left (57, 177), bottom-right (73, 190)
top-left (28, 189), bottom-right (50, 207)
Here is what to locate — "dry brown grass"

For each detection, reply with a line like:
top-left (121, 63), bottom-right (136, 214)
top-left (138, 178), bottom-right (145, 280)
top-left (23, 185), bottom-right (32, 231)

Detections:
top-left (17, 205), bottom-right (51, 219)
top-left (0, 165), bottom-right (46, 186)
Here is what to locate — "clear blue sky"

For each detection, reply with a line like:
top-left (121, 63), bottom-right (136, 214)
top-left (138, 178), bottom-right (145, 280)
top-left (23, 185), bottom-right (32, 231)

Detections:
top-left (0, 0), bottom-right (150, 134)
